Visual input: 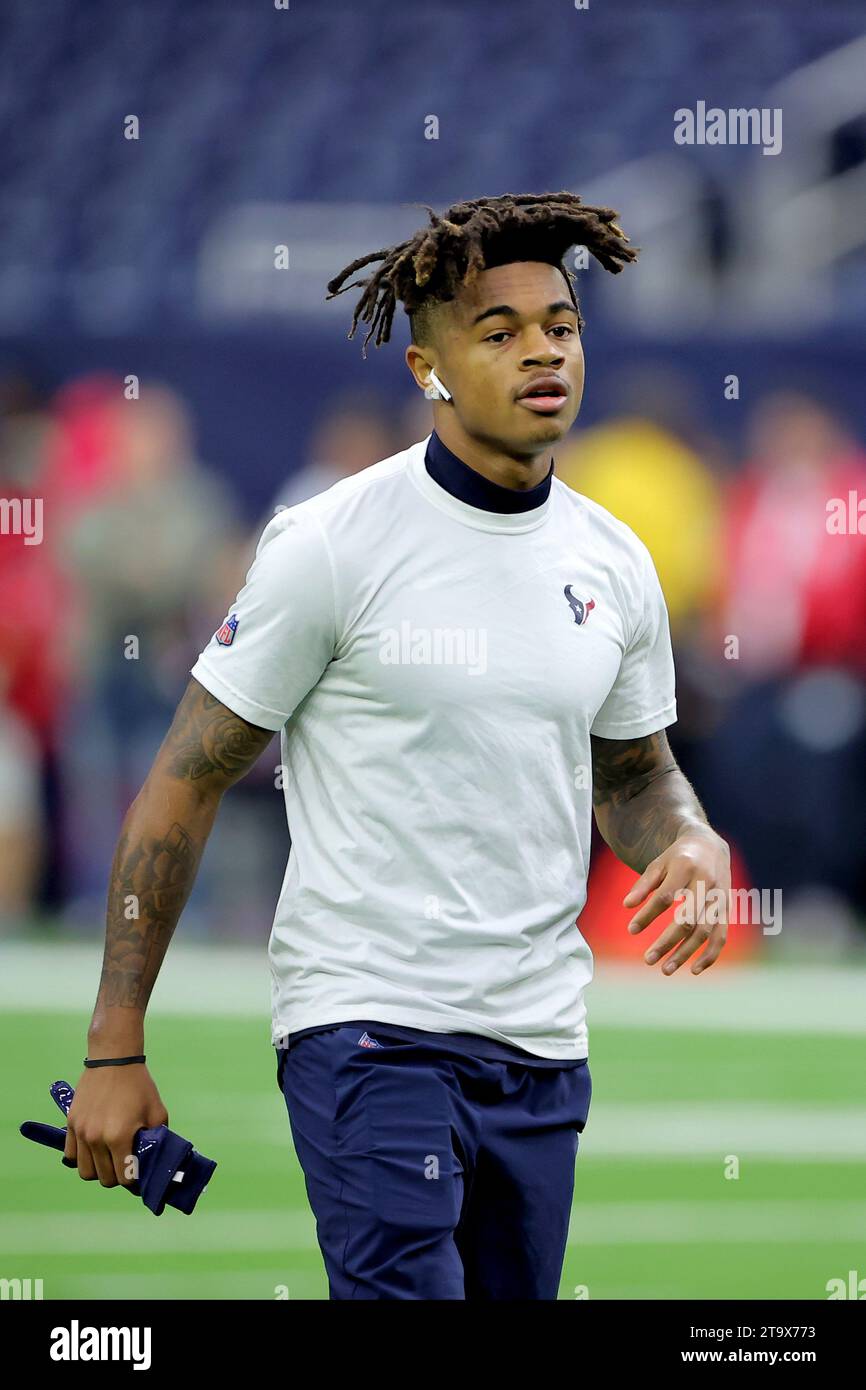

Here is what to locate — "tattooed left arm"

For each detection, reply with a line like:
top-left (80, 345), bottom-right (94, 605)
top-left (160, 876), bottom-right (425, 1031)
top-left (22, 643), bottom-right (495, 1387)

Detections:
top-left (590, 729), bottom-right (731, 975)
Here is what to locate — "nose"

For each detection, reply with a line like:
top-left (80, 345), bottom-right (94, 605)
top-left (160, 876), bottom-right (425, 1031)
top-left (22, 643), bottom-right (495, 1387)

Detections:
top-left (521, 329), bottom-right (565, 364)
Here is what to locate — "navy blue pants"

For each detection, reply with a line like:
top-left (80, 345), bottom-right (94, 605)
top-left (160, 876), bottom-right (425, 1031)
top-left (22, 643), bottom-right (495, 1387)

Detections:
top-left (275, 1024), bottom-right (592, 1300)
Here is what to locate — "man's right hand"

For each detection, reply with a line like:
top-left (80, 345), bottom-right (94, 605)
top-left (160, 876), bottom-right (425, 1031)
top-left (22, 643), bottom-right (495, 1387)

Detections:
top-left (63, 1065), bottom-right (169, 1188)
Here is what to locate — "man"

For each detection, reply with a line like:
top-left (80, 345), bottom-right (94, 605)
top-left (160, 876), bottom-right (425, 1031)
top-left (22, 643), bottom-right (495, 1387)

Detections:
top-left (67, 191), bottom-right (730, 1300)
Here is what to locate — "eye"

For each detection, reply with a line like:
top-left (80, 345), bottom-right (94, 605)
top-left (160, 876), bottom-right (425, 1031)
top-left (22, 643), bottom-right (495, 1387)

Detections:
top-left (550, 324), bottom-right (574, 338)
top-left (484, 330), bottom-right (512, 344)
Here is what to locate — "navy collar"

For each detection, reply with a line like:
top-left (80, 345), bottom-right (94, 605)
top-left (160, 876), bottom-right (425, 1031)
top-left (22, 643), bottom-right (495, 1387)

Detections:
top-left (424, 429), bottom-right (553, 514)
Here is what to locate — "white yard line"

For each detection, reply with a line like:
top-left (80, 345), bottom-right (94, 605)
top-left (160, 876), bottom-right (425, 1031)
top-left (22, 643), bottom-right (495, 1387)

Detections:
top-left (3, 1200), bottom-right (866, 1254)
top-left (566, 1200), bottom-right (866, 1245)
top-left (578, 1103), bottom-right (866, 1159)
top-left (1, 942), bottom-right (865, 1035)
top-left (11, 1099), bottom-right (864, 1164)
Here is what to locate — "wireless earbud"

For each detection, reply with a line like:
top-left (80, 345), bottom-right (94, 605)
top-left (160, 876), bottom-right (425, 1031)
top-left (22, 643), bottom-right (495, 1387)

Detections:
top-left (425, 367), bottom-right (452, 402)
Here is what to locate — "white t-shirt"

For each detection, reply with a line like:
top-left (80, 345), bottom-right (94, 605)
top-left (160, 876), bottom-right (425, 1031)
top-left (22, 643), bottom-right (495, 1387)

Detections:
top-left (190, 432), bottom-right (677, 1060)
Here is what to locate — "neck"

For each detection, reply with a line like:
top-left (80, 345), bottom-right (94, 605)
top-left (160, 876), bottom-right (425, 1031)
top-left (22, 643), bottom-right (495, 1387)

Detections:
top-left (432, 413), bottom-right (555, 490)
top-left (424, 429), bottom-right (552, 514)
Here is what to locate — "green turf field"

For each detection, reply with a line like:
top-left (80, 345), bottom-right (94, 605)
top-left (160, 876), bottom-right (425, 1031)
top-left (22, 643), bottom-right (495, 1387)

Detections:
top-left (2, 954), bottom-right (865, 1300)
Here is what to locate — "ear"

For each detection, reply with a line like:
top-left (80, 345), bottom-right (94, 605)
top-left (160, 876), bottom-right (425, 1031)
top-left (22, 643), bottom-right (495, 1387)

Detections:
top-left (405, 343), bottom-right (435, 393)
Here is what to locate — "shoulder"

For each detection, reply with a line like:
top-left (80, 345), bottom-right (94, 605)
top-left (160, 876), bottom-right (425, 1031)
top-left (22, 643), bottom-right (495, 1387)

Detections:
top-left (553, 476), bottom-right (654, 579)
top-left (252, 442), bottom-right (417, 562)
top-left (285, 444), bottom-right (414, 529)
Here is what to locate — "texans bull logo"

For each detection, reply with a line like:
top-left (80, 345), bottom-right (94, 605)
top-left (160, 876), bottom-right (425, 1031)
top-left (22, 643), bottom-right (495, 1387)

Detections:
top-left (564, 586), bottom-right (596, 626)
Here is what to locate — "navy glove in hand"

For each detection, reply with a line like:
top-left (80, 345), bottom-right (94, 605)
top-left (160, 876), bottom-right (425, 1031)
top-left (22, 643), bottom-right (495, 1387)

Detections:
top-left (20, 1080), bottom-right (216, 1216)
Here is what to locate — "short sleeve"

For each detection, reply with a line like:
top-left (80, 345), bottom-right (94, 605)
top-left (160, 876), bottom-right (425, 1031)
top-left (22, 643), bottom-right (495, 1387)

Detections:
top-left (590, 543), bottom-right (677, 739)
top-left (190, 507), bottom-right (337, 731)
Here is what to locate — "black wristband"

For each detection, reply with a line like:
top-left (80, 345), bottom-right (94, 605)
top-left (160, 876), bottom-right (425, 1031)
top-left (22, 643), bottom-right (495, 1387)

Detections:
top-left (83, 1055), bottom-right (146, 1068)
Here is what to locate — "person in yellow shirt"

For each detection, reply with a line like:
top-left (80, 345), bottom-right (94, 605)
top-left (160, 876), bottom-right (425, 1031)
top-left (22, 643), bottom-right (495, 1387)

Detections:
top-left (556, 413), bottom-right (722, 638)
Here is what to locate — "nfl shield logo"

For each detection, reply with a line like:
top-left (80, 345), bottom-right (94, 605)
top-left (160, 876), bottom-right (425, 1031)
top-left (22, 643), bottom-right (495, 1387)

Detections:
top-left (215, 613), bottom-right (239, 646)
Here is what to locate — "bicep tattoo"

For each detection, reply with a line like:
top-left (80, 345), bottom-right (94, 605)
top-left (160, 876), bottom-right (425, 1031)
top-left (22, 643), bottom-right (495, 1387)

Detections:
top-left (160, 677), bottom-right (276, 791)
top-left (590, 729), bottom-right (677, 808)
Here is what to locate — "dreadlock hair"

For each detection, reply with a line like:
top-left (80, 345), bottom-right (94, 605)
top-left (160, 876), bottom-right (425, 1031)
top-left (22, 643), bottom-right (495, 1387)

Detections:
top-left (325, 191), bottom-right (638, 359)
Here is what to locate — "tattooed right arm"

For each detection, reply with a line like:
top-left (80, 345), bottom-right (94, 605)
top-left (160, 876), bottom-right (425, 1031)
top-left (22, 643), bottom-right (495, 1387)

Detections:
top-left (87, 677), bottom-right (276, 1057)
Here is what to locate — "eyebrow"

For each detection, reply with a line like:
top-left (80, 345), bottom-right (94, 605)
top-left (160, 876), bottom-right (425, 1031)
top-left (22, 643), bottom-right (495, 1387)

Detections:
top-left (471, 300), bottom-right (577, 327)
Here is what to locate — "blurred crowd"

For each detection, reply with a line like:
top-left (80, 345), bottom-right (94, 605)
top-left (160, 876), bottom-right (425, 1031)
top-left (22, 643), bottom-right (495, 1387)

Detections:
top-left (1, 369), bottom-right (865, 952)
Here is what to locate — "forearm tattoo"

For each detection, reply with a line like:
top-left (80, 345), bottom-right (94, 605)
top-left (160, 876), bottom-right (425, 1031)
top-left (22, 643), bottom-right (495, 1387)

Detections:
top-left (590, 730), bottom-right (709, 872)
top-left (96, 679), bottom-right (274, 1012)
top-left (99, 823), bottom-right (201, 1008)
